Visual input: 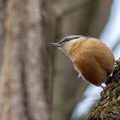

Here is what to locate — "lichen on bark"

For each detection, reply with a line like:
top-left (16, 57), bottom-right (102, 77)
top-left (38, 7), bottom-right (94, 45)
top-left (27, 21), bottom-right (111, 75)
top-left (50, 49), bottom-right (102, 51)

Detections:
top-left (85, 63), bottom-right (120, 120)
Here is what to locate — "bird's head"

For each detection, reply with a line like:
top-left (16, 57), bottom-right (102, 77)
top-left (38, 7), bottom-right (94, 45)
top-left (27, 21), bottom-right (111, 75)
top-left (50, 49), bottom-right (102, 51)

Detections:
top-left (51, 35), bottom-right (82, 54)
top-left (51, 35), bottom-right (89, 57)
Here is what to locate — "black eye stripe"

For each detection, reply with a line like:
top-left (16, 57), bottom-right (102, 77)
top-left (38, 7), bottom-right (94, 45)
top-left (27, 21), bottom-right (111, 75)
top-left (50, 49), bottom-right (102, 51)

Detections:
top-left (59, 37), bottom-right (80, 44)
top-left (66, 37), bottom-right (80, 41)
top-left (65, 38), bottom-right (70, 42)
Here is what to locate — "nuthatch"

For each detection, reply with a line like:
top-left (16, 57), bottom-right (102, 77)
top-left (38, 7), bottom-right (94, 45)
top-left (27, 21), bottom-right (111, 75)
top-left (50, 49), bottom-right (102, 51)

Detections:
top-left (51, 35), bottom-right (115, 89)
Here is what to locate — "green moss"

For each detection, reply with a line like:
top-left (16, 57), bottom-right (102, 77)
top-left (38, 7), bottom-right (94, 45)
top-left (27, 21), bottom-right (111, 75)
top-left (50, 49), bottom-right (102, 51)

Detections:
top-left (117, 100), bottom-right (120, 106)
top-left (97, 106), bottom-right (105, 114)
top-left (115, 88), bottom-right (120, 98)
top-left (109, 97), bottom-right (114, 101)
top-left (91, 106), bottom-right (105, 117)
top-left (90, 110), bottom-right (98, 117)
top-left (118, 81), bottom-right (120, 85)
top-left (104, 106), bottom-right (113, 114)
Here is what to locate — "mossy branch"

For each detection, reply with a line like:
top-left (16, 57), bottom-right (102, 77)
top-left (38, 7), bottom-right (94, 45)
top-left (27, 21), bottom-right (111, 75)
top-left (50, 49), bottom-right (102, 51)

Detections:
top-left (85, 64), bottom-right (120, 120)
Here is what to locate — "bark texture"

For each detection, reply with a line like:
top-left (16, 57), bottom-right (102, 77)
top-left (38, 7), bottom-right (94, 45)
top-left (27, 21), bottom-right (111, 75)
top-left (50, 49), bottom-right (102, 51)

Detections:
top-left (0, 0), bottom-right (52, 120)
top-left (85, 63), bottom-right (120, 120)
top-left (0, 0), bottom-right (6, 77)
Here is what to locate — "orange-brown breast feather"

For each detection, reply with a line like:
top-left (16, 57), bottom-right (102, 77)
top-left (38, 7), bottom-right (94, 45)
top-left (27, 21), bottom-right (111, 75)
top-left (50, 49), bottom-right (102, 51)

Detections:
top-left (69, 38), bottom-right (115, 86)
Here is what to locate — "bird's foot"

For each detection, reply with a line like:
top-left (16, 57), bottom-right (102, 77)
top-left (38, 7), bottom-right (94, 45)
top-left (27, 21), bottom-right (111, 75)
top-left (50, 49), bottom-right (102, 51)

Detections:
top-left (115, 59), bottom-right (120, 65)
top-left (100, 83), bottom-right (115, 96)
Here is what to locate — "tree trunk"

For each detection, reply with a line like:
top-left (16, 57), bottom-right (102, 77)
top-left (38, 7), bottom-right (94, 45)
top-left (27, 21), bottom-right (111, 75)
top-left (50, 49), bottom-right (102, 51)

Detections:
top-left (85, 63), bottom-right (120, 120)
top-left (0, 0), bottom-right (6, 77)
top-left (0, 0), bottom-right (52, 120)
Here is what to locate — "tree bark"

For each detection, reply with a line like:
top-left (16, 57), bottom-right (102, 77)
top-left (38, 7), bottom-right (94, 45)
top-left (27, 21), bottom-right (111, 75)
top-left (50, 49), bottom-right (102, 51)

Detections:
top-left (85, 63), bottom-right (120, 120)
top-left (0, 0), bottom-right (6, 77)
top-left (0, 0), bottom-right (52, 120)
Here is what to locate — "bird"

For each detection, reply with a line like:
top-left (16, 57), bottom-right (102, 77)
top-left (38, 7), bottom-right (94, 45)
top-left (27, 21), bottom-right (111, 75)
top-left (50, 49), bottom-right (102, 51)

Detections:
top-left (51, 35), bottom-right (115, 89)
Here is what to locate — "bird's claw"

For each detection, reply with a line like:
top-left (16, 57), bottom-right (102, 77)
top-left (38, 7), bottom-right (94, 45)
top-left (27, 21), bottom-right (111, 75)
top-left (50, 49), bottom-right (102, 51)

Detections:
top-left (100, 83), bottom-right (115, 96)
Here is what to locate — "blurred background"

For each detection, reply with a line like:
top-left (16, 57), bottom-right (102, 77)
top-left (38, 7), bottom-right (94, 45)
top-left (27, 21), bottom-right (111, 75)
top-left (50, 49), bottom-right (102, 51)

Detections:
top-left (50, 0), bottom-right (120, 120)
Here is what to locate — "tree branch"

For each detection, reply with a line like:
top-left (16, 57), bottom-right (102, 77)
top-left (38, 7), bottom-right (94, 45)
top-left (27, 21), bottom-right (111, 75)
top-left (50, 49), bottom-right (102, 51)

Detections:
top-left (85, 63), bottom-right (120, 119)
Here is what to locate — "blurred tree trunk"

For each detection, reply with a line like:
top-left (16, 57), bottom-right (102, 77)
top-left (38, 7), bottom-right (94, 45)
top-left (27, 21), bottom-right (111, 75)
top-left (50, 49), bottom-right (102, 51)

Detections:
top-left (0, 0), bottom-right (52, 120)
top-left (0, 0), bottom-right (6, 77)
top-left (85, 64), bottom-right (120, 120)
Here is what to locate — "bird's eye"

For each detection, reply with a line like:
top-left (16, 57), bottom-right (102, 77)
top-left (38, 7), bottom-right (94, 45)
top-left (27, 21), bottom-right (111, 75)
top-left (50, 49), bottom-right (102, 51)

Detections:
top-left (66, 38), bottom-right (69, 42)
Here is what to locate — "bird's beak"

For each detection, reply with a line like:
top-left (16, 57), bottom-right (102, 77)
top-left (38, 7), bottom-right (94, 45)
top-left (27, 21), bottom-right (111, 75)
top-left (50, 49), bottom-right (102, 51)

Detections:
top-left (50, 43), bottom-right (62, 47)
